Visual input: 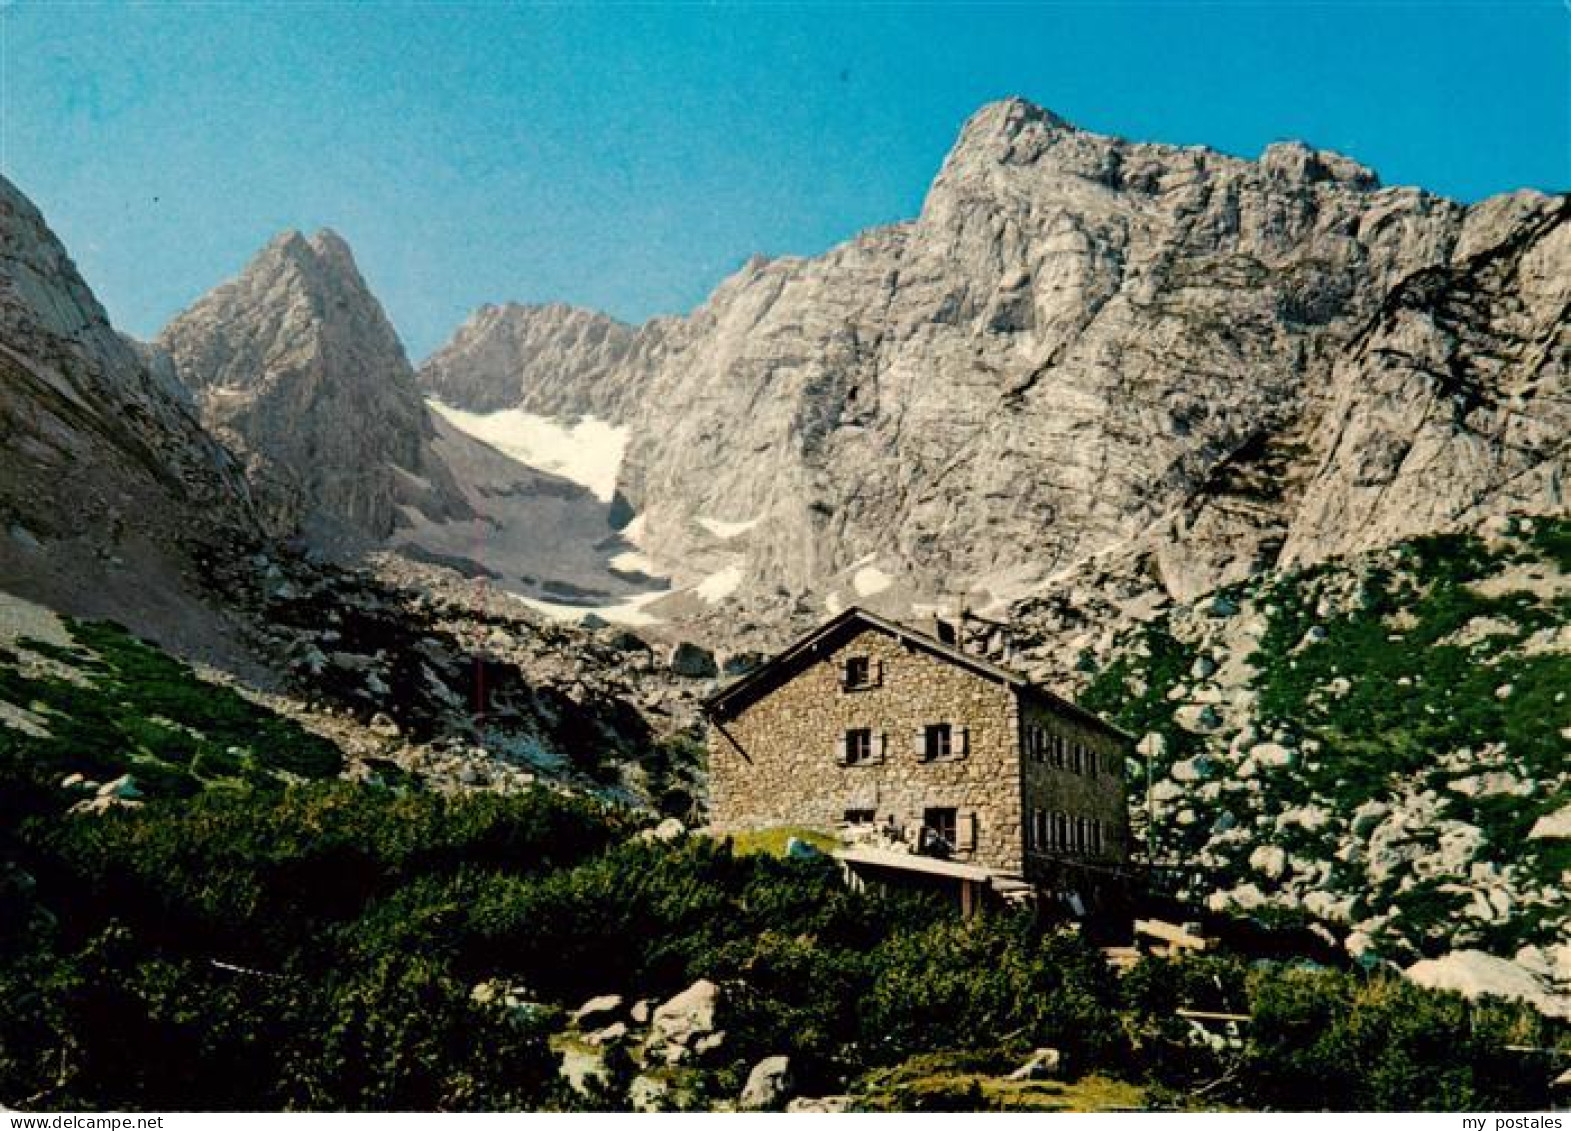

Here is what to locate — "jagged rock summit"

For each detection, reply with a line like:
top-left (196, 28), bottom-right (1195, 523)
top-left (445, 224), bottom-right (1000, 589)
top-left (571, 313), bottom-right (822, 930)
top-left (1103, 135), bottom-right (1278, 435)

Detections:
top-left (420, 302), bottom-right (640, 416)
top-left (158, 228), bottom-right (662, 605)
top-left (156, 227), bottom-right (470, 547)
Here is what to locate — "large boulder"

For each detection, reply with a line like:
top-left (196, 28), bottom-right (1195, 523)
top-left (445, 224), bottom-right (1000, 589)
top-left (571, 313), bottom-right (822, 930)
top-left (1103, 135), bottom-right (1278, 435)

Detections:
top-left (738, 1055), bottom-right (794, 1110)
top-left (720, 650), bottom-right (765, 677)
top-left (1249, 845), bottom-right (1288, 882)
top-left (667, 642), bottom-right (718, 679)
top-left (584, 1021), bottom-right (630, 1047)
top-left (638, 818), bottom-right (687, 844)
top-left (647, 978), bottom-right (724, 1064)
top-left (1528, 803), bottom-right (1571, 840)
top-left (571, 993), bottom-right (624, 1028)
top-left (1405, 951), bottom-right (1571, 1019)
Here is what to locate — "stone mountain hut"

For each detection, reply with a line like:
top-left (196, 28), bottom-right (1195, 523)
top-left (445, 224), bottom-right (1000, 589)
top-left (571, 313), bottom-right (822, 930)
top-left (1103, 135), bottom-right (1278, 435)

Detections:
top-left (703, 607), bottom-right (1133, 912)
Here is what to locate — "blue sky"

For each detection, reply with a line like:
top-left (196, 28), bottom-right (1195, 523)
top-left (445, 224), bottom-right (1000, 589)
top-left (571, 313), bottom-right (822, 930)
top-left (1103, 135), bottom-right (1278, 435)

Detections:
top-left (3, 2), bottom-right (1567, 359)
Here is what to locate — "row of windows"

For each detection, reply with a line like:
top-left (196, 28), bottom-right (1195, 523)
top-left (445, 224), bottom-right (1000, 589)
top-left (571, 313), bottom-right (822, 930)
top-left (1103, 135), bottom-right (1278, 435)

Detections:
top-left (1025, 725), bottom-right (1102, 777)
top-left (1027, 809), bottom-right (1105, 856)
top-left (840, 723), bottom-right (968, 766)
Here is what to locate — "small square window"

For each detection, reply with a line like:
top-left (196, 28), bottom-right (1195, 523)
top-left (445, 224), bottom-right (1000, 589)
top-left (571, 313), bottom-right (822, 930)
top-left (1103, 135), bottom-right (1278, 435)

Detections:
top-left (844, 727), bottom-right (873, 765)
top-left (844, 656), bottom-right (871, 689)
top-left (844, 808), bottom-right (876, 826)
top-left (924, 723), bottom-right (952, 761)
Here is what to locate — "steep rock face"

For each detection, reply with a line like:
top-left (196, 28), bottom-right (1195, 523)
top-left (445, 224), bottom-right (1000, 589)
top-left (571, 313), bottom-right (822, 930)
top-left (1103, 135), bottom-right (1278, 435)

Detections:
top-left (423, 100), bottom-right (1519, 631)
top-left (613, 101), bottom-right (1474, 615)
top-left (419, 302), bottom-right (639, 416)
top-left (158, 231), bottom-right (468, 548)
top-left (1283, 193), bottom-right (1569, 563)
top-left (0, 176), bottom-right (261, 658)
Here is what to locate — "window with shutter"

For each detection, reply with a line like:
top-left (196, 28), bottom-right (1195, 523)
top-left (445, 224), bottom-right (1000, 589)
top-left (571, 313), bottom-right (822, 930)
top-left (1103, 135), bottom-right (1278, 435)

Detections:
top-left (844, 728), bottom-right (873, 765)
top-left (923, 723), bottom-right (953, 761)
top-left (843, 656), bottom-right (871, 690)
top-left (922, 807), bottom-right (958, 853)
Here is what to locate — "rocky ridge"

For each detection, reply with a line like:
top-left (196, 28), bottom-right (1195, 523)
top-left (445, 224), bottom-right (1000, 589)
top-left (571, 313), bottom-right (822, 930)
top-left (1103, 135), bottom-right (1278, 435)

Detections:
top-left (0, 174), bottom-right (264, 664)
top-left (420, 302), bottom-right (639, 415)
top-left (418, 100), bottom-right (1567, 658)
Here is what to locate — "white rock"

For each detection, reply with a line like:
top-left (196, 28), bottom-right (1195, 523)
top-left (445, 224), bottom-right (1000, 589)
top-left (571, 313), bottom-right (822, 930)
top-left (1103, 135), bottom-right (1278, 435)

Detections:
top-left (1249, 845), bottom-right (1288, 881)
top-left (571, 993), bottom-right (624, 1028)
top-left (739, 1055), bottom-right (794, 1110)
top-left (1247, 743), bottom-right (1294, 770)
top-left (1528, 803), bottom-right (1571, 840)
top-left (1006, 1047), bottom-right (1063, 1081)
top-left (1405, 951), bottom-right (1571, 1019)
top-left (648, 979), bottom-right (723, 1064)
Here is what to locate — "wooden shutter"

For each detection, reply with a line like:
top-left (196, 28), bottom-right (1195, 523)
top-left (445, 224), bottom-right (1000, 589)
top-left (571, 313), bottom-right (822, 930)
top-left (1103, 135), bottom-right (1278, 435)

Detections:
top-left (957, 811), bottom-right (977, 852)
top-left (913, 729), bottom-right (927, 759)
top-left (876, 732), bottom-right (888, 764)
top-left (836, 733), bottom-right (849, 765)
top-left (958, 726), bottom-right (970, 757)
top-left (872, 659), bottom-right (884, 686)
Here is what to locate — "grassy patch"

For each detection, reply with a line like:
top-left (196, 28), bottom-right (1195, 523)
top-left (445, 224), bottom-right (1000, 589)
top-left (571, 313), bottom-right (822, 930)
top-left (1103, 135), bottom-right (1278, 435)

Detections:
top-left (0, 619), bottom-right (343, 798)
top-left (725, 826), bottom-right (839, 857)
top-left (854, 1051), bottom-right (1151, 1112)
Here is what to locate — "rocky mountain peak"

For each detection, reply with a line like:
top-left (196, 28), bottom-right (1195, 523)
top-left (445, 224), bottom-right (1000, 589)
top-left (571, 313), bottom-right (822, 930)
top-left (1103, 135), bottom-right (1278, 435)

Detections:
top-left (418, 300), bottom-right (639, 416)
top-left (157, 227), bottom-right (451, 547)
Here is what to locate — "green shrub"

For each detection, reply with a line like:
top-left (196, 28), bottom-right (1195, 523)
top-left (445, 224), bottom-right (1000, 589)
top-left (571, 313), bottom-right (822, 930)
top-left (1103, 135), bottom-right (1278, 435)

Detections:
top-left (861, 916), bottom-right (1123, 1069)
